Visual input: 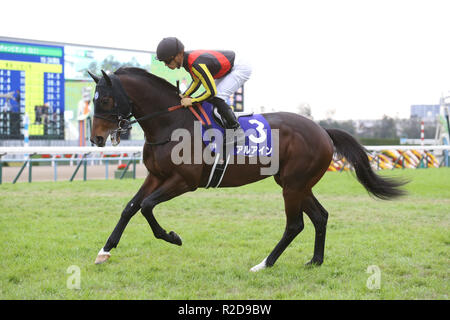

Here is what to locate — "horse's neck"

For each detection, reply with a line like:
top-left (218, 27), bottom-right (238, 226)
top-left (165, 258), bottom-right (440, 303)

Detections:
top-left (132, 88), bottom-right (188, 141)
top-left (119, 74), bottom-right (189, 140)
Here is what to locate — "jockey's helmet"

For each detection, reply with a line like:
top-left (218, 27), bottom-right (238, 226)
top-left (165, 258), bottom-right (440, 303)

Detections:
top-left (156, 37), bottom-right (184, 63)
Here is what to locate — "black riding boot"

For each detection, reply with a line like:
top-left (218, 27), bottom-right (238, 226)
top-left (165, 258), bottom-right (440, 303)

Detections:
top-left (210, 97), bottom-right (245, 145)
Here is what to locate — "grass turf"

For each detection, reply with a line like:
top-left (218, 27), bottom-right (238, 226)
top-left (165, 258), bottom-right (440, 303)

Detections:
top-left (0, 168), bottom-right (448, 299)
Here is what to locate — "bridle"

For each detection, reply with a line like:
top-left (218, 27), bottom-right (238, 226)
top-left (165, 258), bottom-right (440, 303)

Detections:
top-left (91, 71), bottom-right (184, 144)
top-left (103, 105), bottom-right (186, 141)
top-left (90, 71), bottom-right (212, 146)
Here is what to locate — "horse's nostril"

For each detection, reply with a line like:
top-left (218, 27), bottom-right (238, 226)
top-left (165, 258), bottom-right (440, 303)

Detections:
top-left (96, 136), bottom-right (104, 145)
top-left (91, 136), bottom-right (104, 146)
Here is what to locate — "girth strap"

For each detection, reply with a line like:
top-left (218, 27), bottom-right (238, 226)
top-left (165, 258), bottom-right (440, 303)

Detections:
top-left (205, 152), bottom-right (231, 188)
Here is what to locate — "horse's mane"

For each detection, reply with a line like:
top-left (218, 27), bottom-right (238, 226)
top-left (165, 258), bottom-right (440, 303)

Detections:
top-left (115, 67), bottom-right (178, 93)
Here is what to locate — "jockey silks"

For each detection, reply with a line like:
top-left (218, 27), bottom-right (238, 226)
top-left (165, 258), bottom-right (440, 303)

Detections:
top-left (182, 50), bottom-right (235, 103)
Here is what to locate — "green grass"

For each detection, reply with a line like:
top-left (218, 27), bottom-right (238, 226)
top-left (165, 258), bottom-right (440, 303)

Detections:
top-left (0, 168), bottom-right (448, 300)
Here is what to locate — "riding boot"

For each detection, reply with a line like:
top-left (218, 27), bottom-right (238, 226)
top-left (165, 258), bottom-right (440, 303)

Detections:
top-left (210, 97), bottom-right (245, 145)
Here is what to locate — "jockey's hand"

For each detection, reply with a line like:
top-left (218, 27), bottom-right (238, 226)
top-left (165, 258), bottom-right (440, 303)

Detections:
top-left (181, 97), bottom-right (193, 107)
top-left (179, 93), bottom-right (184, 99)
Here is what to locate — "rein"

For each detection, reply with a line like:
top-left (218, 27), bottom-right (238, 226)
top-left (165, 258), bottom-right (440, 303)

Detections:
top-left (129, 104), bottom-right (184, 126)
top-left (114, 103), bottom-right (211, 146)
top-left (113, 104), bottom-right (184, 134)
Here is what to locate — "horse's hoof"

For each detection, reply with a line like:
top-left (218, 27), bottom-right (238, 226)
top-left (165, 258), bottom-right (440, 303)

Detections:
top-left (95, 254), bottom-right (111, 265)
top-left (305, 259), bottom-right (323, 267)
top-left (250, 258), bottom-right (268, 272)
top-left (169, 231), bottom-right (182, 246)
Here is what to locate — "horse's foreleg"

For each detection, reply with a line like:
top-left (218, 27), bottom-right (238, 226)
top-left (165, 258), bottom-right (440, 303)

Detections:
top-left (95, 190), bottom-right (144, 264)
top-left (303, 194), bottom-right (328, 266)
top-left (251, 188), bottom-right (305, 272)
top-left (94, 175), bottom-right (158, 265)
top-left (140, 176), bottom-right (189, 246)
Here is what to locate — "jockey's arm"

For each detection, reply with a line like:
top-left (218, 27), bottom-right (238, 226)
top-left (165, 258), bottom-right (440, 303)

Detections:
top-left (182, 77), bottom-right (201, 98)
top-left (188, 64), bottom-right (217, 103)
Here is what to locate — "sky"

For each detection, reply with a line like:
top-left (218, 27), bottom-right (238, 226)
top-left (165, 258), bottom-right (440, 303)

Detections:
top-left (2, 0), bottom-right (450, 120)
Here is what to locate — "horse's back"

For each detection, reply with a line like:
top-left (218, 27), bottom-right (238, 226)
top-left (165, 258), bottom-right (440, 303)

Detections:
top-left (264, 111), bottom-right (333, 154)
top-left (263, 111), bottom-right (334, 186)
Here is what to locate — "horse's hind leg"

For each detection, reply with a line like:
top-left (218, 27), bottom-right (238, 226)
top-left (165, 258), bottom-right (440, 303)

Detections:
top-left (250, 188), bottom-right (305, 272)
top-left (303, 194), bottom-right (328, 266)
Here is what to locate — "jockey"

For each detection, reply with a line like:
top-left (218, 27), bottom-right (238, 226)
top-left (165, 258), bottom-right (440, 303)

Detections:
top-left (156, 37), bottom-right (251, 144)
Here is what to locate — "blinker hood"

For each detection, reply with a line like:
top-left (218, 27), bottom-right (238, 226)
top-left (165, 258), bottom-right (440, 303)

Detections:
top-left (92, 70), bottom-right (133, 120)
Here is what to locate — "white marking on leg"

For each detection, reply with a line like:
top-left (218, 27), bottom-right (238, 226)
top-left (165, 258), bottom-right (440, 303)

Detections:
top-left (95, 247), bottom-right (112, 264)
top-left (98, 248), bottom-right (111, 257)
top-left (250, 257), bottom-right (267, 272)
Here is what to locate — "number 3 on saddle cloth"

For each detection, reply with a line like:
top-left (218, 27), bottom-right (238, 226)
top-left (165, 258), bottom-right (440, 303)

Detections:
top-left (191, 102), bottom-right (273, 188)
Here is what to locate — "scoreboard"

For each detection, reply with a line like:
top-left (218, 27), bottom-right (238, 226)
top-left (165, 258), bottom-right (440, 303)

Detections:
top-left (0, 37), bottom-right (246, 141)
top-left (0, 40), bottom-right (64, 136)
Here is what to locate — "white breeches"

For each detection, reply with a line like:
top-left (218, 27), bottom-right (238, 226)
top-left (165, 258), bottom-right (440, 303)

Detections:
top-left (215, 56), bottom-right (252, 101)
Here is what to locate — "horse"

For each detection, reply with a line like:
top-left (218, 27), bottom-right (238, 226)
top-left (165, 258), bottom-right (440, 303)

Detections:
top-left (88, 67), bottom-right (407, 271)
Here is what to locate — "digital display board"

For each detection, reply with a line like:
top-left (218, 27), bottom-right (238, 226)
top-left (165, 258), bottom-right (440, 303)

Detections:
top-left (0, 40), bottom-right (64, 136)
top-left (0, 37), bottom-right (246, 141)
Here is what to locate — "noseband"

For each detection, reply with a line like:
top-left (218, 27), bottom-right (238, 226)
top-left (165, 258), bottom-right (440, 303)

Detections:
top-left (94, 114), bottom-right (133, 137)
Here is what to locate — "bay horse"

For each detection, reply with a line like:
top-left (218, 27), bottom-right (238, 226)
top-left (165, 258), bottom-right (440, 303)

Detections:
top-left (89, 67), bottom-right (407, 271)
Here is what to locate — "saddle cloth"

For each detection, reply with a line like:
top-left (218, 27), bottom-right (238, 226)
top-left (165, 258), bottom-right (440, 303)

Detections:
top-left (196, 102), bottom-right (273, 157)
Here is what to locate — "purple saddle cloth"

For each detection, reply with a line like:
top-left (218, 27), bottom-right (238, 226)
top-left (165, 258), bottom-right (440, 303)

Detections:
top-left (197, 102), bottom-right (273, 157)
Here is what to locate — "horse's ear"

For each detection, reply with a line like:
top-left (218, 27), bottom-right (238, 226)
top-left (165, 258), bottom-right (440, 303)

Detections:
top-left (101, 70), bottom-right (112, 87)
top-left (87, 70), bottom-right (100, 83)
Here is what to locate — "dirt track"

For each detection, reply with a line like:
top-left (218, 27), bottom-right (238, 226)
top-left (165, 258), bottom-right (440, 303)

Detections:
top-left (1, 163), bottom-right (149, 183)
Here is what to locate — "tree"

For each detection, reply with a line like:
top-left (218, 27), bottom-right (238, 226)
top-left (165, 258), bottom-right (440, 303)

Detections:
top-left (398, 117), bottom-right (437, 139)
top-left (100, 55), bottom-right (122, 73)
top-left (373, 115), bottom-right (397, 138)
top-left (297, 103), bottom-right (313, 119)
top-left (317, 119), bottom-right (356, 135)
top-left (84, 55), bottom-right (150, 78)
top-left (398, 117), bottom-right (420, 138)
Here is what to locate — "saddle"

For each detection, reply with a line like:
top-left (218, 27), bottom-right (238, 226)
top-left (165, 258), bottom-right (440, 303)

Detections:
top-left (189, 102), bottom-right (273, 189)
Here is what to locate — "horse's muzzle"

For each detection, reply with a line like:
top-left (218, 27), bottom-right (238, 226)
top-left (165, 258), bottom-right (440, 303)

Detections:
top-left (91, 136), bottom-right (105, 147)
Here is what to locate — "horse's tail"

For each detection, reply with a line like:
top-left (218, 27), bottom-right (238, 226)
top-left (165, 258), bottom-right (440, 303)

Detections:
top-left (325, 128), bottom-right (408, 200)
